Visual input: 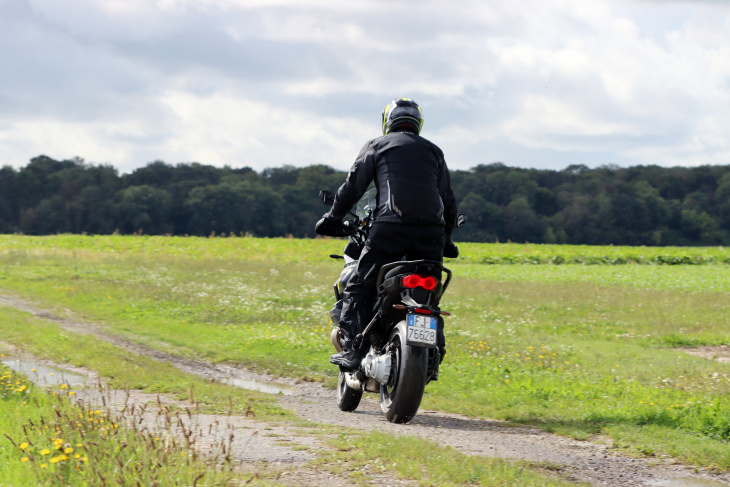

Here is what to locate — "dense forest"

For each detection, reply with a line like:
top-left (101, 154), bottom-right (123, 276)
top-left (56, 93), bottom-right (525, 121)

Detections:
top-left (2, 155), bottom-right (730, 246)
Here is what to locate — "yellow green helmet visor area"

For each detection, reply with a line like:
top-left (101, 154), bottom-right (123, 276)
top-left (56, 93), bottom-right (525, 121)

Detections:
top-left (381, 98), bottom-right (424, 135)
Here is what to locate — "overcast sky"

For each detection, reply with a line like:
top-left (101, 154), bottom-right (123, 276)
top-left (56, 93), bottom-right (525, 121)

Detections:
top-left (2, 0), bottom-right (730, 173)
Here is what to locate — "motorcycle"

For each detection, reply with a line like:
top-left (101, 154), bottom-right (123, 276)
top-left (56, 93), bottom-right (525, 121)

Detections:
top-left (319, 188), bottom-right (464, 423)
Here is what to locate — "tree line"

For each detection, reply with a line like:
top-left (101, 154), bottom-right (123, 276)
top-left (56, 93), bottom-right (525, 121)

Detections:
top-left (1, 155), bottom-right (730, 246)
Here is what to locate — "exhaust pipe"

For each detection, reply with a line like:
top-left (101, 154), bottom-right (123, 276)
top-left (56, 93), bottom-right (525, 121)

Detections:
top-left (345, 372), bottom-right (363, 390)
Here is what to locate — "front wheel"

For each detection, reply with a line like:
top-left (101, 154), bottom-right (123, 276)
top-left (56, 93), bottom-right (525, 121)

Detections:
top-left (337, 371), bottom-right (363, 411)
top-left (380, 321), bottom-right (428, 423)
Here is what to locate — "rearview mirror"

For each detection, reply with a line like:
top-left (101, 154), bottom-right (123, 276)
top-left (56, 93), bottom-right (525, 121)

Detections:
top-left (319, 190), bottom-right (336, 205)
top-left (456, 213), bottom-right (468, 228)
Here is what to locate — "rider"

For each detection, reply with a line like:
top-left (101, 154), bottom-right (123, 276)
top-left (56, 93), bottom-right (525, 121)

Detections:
top-left (316, 98), bottom-right (459, 371)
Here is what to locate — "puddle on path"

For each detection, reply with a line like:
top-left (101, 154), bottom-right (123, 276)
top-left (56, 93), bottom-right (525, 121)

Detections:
top-left (648, 478), bottom-right (729, 486)
top-left (224, 377), bottom-right (293, 396)
top-left (2, 358), bottom-right (86, 387)
top-left (2, 356), bottom-right (292, 396)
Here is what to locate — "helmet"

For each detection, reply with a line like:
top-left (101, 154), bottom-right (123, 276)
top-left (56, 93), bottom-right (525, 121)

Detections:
top-left (381, 98), bottom-right (424, 135)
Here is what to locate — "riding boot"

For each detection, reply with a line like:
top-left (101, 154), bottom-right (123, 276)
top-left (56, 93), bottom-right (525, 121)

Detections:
top-left (330, 348), bottom-right (367, 372)
top-left (429, 348), bottom-right (446, 382)
top-left (330, 330), bottom-right (369, 371)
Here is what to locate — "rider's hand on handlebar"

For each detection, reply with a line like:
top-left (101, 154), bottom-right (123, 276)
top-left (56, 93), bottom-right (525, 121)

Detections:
top-left (315, 213), bottom-right (356, 237)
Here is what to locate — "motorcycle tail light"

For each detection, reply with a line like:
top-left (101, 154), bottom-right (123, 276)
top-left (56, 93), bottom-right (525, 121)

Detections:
top-left (401, 274), bottom-right (438, 291)
top-left (414, 308), bottom-right (432, 315)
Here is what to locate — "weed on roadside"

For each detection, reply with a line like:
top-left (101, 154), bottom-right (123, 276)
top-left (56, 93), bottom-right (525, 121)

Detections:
top-left (1, 363), bottom-right (253, 486)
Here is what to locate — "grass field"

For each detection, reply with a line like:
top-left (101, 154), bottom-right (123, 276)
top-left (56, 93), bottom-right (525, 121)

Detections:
top-left (1, 235), bottom-right (730, 471)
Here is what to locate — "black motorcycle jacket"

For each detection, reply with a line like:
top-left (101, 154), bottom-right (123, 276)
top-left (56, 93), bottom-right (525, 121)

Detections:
top-left (330, 131), bottom-right (458, 232)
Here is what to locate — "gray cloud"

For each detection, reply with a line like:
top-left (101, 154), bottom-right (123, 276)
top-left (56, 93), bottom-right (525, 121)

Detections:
top-left (2, 0), bottom-right (730, 172)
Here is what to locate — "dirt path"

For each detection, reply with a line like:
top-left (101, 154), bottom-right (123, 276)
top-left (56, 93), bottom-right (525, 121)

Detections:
top-left (2, 291), bottom-right (729, 487)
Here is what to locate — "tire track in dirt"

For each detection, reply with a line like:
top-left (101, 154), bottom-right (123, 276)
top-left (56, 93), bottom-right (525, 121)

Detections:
top-left (2, 291), bottom-right (728, 487)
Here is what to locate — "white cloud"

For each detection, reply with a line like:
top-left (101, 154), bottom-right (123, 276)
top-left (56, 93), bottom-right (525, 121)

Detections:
top-left (157, 90), bottom-right (370, 168)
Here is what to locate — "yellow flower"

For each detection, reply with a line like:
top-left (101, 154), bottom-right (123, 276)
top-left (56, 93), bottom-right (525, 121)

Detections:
top-left (69, 391), bottom-right (76, 396)
top-left (74, 454), bottom-right (81, 459)
top-left (50, 456), bottom-right (62, 464)
top-left (19, 442), bottom-right (29, 450)
top-left (64, 447), bottom-right (74, 454)
top-left (21, 457), bottom-right (29, 462)
top-left (60, 384), bottom-right (68, 389)
top-left (40, 449), bottom-right (51, 456)
top-left (40, 464), bottom-right (47, 469)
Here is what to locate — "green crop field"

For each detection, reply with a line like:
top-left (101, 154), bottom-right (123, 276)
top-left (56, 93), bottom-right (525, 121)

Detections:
top-left (2, 235), bottom-right (730, 471)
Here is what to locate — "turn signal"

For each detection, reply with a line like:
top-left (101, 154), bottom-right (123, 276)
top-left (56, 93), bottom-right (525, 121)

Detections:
top-left (401, 274), bottom-right (438, 291)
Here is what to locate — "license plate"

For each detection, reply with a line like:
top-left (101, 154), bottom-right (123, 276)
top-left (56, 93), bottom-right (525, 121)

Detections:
top-left (406, 314), bottom-right (437, 346)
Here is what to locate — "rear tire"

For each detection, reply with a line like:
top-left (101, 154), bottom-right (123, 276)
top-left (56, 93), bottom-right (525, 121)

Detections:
top-left (337, 371), bottom-right (363, 412)
top-left (380, 321), bottom-right (428, 423)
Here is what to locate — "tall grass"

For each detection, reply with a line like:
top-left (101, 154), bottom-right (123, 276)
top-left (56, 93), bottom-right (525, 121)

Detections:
top-left (0, 363), bottom-right (248, 486)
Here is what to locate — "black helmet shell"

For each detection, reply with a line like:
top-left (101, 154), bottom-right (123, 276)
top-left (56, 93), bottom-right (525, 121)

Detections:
top-left (382, 98), bottom-right (424, 135)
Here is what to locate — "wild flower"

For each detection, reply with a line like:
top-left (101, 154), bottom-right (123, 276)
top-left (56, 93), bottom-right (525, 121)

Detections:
top-left (49, 455), bottom-right (66, 464)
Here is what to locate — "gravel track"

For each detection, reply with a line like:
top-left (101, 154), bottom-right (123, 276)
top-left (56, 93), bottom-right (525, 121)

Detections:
top-left (2, 291), bottom-right (728, 487)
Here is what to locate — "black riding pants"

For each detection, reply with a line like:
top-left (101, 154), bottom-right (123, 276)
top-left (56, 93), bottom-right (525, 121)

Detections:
top-left (339, 222), bottom-right (445, 346)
